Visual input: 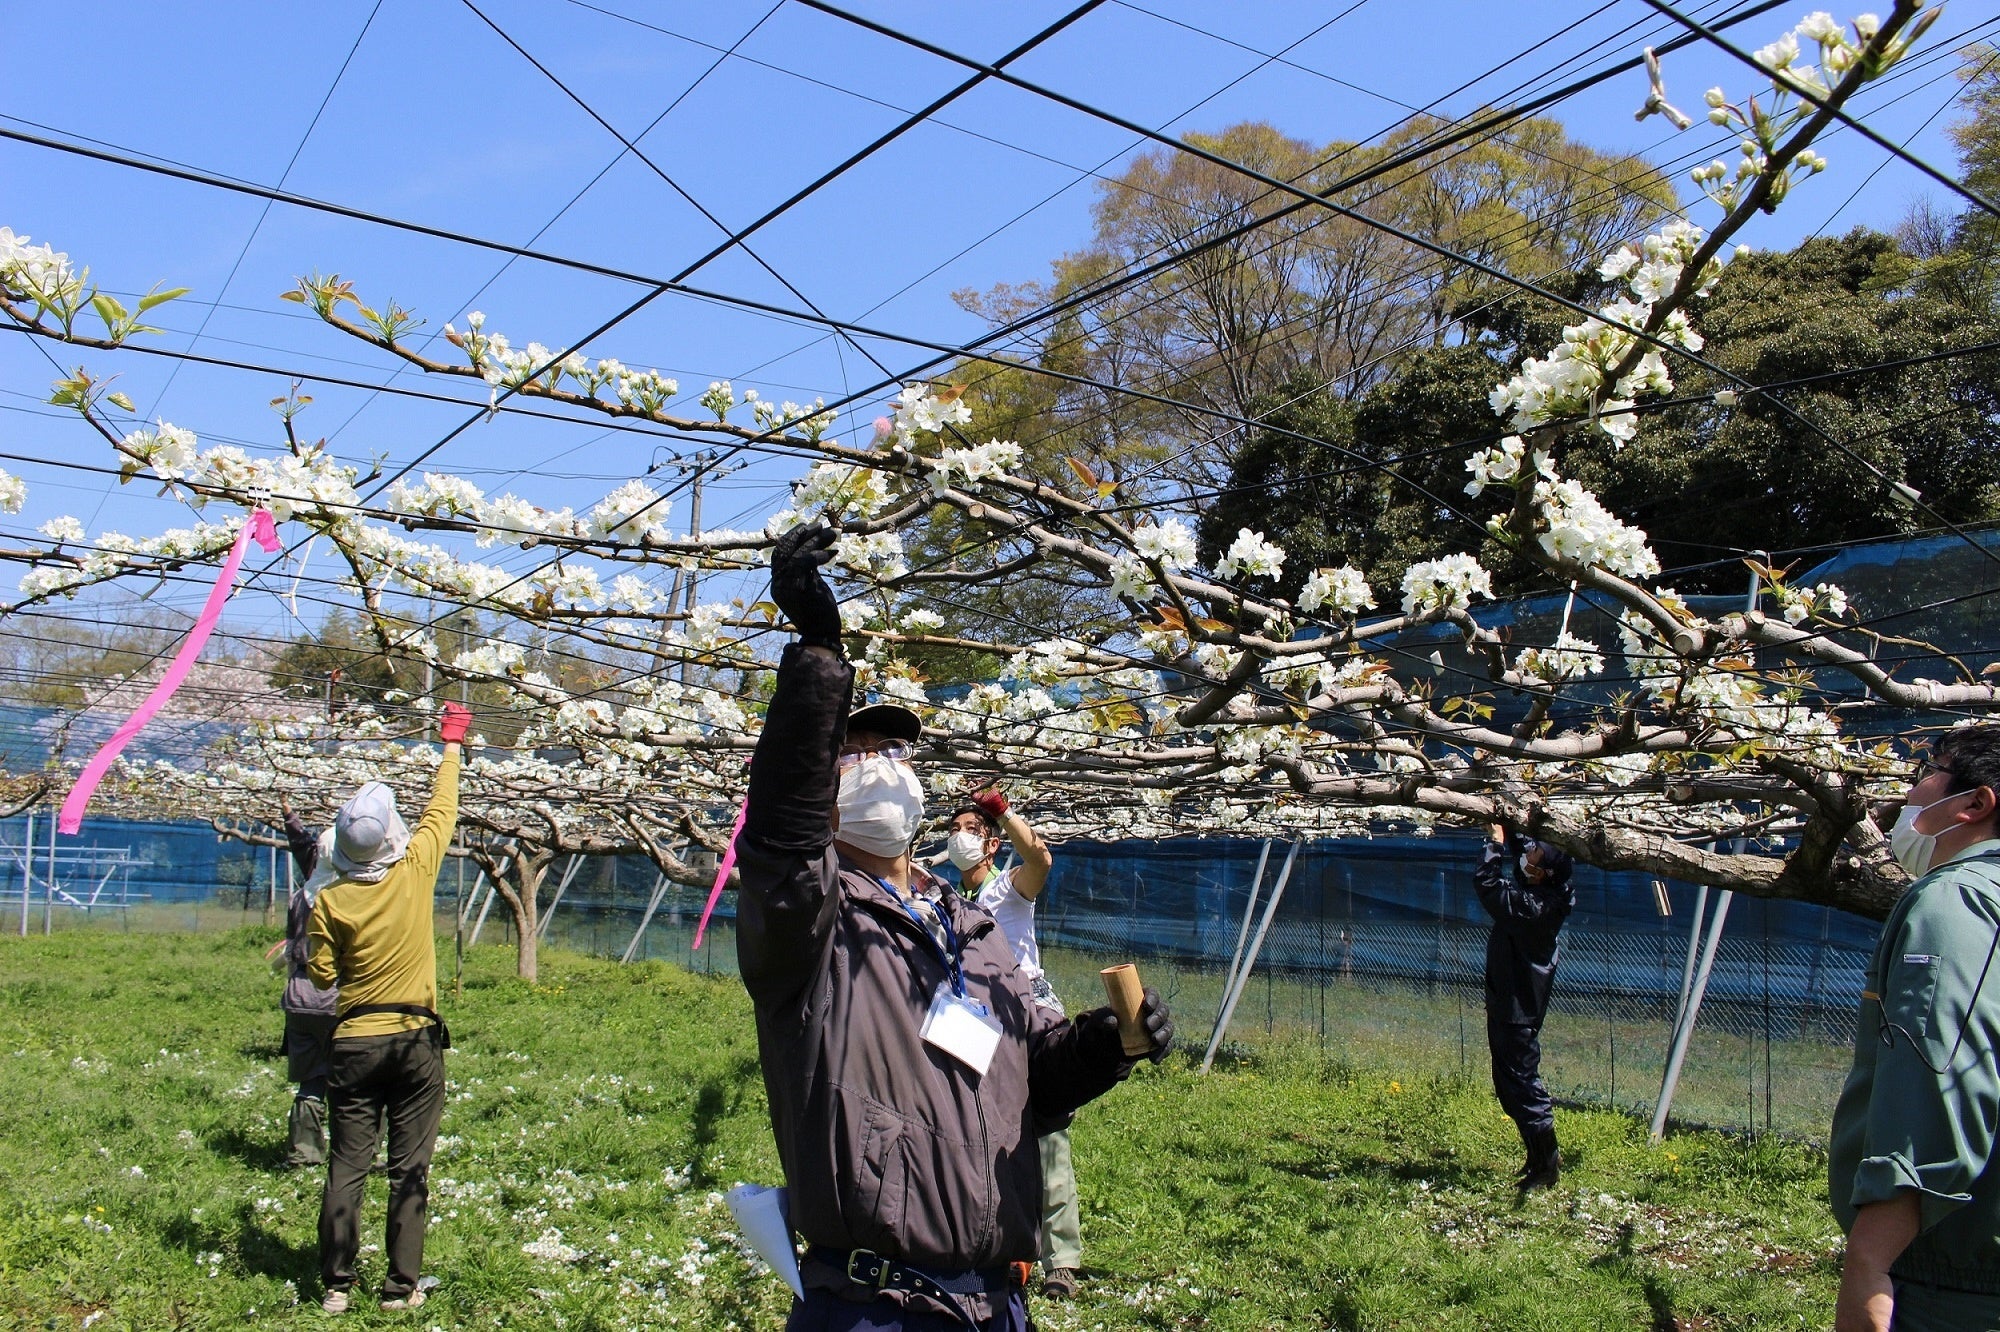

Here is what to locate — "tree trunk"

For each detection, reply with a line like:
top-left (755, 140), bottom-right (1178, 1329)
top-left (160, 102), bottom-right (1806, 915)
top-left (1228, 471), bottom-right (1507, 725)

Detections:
top-left (505, 853), bottom-right (551, 983)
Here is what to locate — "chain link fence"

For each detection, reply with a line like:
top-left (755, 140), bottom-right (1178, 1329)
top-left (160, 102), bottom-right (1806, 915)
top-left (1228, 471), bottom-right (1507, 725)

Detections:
top-left (6, 811), bottom-right (1872, 1143)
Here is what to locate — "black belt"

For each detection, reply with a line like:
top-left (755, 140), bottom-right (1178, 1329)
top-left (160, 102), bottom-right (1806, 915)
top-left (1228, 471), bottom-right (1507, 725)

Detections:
top-left (335, 1004), bottom-right (451, 1049)
top-left (804, 1246), bottom-right (1017, 1330)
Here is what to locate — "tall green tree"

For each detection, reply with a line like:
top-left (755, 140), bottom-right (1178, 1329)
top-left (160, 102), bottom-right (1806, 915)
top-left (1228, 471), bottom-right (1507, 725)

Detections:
top-left (957, 117), bottom-right (1676, 494)
top-left (1206, 229), bottom-right (2000, 599)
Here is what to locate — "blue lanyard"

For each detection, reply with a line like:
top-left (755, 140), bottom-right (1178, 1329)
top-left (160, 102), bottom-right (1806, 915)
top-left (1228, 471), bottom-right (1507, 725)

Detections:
top-left (880, 877), bottom-right (966, 997)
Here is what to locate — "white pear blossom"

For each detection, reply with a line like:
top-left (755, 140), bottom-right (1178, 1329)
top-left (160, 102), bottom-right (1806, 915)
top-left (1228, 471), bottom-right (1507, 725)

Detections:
top-left (1108, 555), bottom-right (1157, 601)
top-left (1532, 476), bottom-right (1661, 578)
top-left (1401, 554), bottom-right (1494, 617)
top-left (1130, 518), bottom-right (1197, 571)
top-left (927, 438), bottom-right (1024, 490)
top-left (1515, 632), bottom-right (1607, 683)
top-left (892, 384), bottom-right (972, 444)
top-left (1216, 529), bottom-right (1286, 581)
top-left (585, 480), bottom-right (670, 543)
top-left (1297, 566), bottom-right (1374, 615)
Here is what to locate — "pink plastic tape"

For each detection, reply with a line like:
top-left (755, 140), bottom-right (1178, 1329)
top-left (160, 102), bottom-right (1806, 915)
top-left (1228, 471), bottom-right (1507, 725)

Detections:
top-left (59, 509), bottom-right (280, 834)
top-left (692, 792), bottom-right (749, 951)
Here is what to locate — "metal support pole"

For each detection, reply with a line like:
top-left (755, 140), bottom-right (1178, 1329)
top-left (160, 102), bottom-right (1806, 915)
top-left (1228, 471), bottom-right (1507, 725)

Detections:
top-left (1651, 889), bottom-right (1733, 1142)
top-left (468, 859), bottom-right (510, 949)
top-left (621, 872), bottom-right (673, 964)
top-left (19, 811), bottom-right (32, 937)
top-left (43, 806), bottom-right (56, 935)
top-left (535, 853), bottom-right (585, 940)
top-left (454, 855), bottom-right (465, 1000)
top-left (1202, 841), bottom-right (1299, 1072)
top-left (1676, 885), bottom-right (1710, 1021)
top-left (1200, 840), bottom-right (1264, 1072)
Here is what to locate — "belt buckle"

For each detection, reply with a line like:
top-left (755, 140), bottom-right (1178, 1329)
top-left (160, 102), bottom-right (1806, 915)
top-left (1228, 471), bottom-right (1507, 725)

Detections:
top-left (846, 1248), bottom-right (889, 1289)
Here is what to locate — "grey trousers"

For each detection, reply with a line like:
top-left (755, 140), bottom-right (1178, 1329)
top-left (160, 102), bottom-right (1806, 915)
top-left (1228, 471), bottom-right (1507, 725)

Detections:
top-left (1038, 1129), bottom-right (1081, 1271)
top-left (319, 1028), bottom-right (446, 1299)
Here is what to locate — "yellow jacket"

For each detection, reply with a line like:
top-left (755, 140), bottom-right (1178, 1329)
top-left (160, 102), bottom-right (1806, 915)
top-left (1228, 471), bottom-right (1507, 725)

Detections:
top-left (307, 748), bottom-right (460, 1038)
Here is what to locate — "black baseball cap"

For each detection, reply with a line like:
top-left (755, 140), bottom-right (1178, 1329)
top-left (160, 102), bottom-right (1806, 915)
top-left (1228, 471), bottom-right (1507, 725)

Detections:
top-left (846, 701), bottom-right (923, 743)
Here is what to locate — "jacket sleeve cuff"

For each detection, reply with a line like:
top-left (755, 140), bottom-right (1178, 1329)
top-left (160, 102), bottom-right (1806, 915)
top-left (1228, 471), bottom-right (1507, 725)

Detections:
top-left (1851, 1154), bottom-right (1974, 1230)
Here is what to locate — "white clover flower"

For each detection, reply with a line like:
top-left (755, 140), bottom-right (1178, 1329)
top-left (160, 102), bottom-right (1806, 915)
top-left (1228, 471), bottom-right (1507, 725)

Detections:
top-left (1217, 528), bottom-right (1285, 581)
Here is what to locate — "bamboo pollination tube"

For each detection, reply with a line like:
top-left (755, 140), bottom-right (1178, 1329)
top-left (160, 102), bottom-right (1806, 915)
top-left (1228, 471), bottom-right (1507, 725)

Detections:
top-left (1099, 963), bottom-right (1150, 1057)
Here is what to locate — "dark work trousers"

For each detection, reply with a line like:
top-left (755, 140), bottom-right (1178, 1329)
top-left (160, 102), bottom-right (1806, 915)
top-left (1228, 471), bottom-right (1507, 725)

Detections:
top-left (285, 1013), bottom-right (338, 1095)
top-left (319, 1028), bottom-right (446, 1298)
top-left (787, 1288), bottom-right (1032, 1332)
top-left (1486, 1011), bottom-right (1553, 1135)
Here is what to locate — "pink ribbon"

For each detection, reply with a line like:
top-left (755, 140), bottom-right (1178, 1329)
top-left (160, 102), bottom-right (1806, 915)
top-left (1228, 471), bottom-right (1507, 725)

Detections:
top-left (692, 792), bottom-right (749, 950)
top-left (60, 509), bottom-right (281, 834)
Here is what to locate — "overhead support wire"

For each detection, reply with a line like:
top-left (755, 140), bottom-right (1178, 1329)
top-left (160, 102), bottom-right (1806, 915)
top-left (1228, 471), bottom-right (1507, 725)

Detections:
top-left (1638, 0), bottom-right (2000, 222)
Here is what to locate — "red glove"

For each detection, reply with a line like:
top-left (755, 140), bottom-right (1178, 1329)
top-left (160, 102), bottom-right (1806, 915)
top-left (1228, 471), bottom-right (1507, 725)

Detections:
top-left (439, 702), bottom-right (473, 744)
top-left (970, 786), bottom-right (1009, 821)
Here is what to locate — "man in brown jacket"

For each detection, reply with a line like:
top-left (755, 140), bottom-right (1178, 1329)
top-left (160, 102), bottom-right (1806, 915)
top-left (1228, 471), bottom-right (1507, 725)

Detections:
top-left (736, 526), bottom-right (1172, 1331)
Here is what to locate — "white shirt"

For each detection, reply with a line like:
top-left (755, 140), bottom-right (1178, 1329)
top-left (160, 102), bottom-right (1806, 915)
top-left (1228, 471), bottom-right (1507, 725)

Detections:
top-left (973, 866), bottom-right (1041, 982)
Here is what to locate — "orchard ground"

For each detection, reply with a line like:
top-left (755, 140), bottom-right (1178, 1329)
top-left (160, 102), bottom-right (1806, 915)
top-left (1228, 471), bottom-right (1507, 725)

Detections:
top-left (0, 930), bottom-right (1846, 1330)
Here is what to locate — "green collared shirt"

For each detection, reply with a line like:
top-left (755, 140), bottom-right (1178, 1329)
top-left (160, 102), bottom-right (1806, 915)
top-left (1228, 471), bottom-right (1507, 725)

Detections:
top-left (1829, 838), bottom-right (2000, 1293)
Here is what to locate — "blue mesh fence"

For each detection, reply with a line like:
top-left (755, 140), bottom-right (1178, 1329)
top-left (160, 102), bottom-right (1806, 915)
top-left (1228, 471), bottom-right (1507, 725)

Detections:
top-left (10, 812), bottom-right (1874, 1140)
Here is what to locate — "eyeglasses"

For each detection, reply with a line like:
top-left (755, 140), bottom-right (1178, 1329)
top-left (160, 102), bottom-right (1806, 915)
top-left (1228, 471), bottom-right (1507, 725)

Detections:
top-left (1913, 756), bottom-right (1958, 784)
top-left (837, 739), bottom-right (911, 772)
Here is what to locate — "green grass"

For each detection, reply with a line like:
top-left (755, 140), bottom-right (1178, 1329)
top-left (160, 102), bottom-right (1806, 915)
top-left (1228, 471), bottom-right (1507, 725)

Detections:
top-left (0, 930), bottom-right (1846, 1330)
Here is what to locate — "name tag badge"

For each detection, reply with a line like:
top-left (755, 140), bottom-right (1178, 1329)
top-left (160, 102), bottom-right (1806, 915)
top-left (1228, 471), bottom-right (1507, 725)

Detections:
top-left (1904, 954), bottom-right (1935, 966)
top-left (921, 982), bottom-right (1002, 1076)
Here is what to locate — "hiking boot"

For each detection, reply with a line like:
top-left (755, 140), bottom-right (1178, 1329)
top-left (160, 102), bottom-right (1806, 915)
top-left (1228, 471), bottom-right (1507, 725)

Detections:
top-left (320, 1288), bottom-right (350, 1314)
top-left (1518, 1124), bottom-right (1561, 1192)
top-left (380, 1288), bottom-right (427, 1311)
top-left (1042, 1267), bottom-right (1079, 1300)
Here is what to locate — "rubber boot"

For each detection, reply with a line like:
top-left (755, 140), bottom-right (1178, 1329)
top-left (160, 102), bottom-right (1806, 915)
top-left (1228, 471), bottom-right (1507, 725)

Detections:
top-left (286, 1093), bottom-right (327, 1170)
top-left (1518, 1123), bottom-right (1560, 1192)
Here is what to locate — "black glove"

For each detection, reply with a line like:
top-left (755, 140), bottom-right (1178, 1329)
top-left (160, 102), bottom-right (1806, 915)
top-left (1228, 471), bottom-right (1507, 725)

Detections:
top-left (1136, 986), bottom-right (1173, 1064)
top-left (1073, 986), bottom-right (1174, 1067)
top-left (770, 524), bottom-right (842, 648)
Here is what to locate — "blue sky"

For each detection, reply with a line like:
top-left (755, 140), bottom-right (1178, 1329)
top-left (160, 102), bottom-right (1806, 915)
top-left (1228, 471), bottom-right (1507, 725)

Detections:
top-left (0, 0), bottom-right (1990, 647)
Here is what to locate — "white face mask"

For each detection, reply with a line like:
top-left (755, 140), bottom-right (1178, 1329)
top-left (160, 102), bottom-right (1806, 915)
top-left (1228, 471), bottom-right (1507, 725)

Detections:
top-left (1890, 790), bottom-right (1972, 879)
top-left (834, 755), bottom-right (926, 858)
top-left (946, 830), bottom-right (990, 873)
